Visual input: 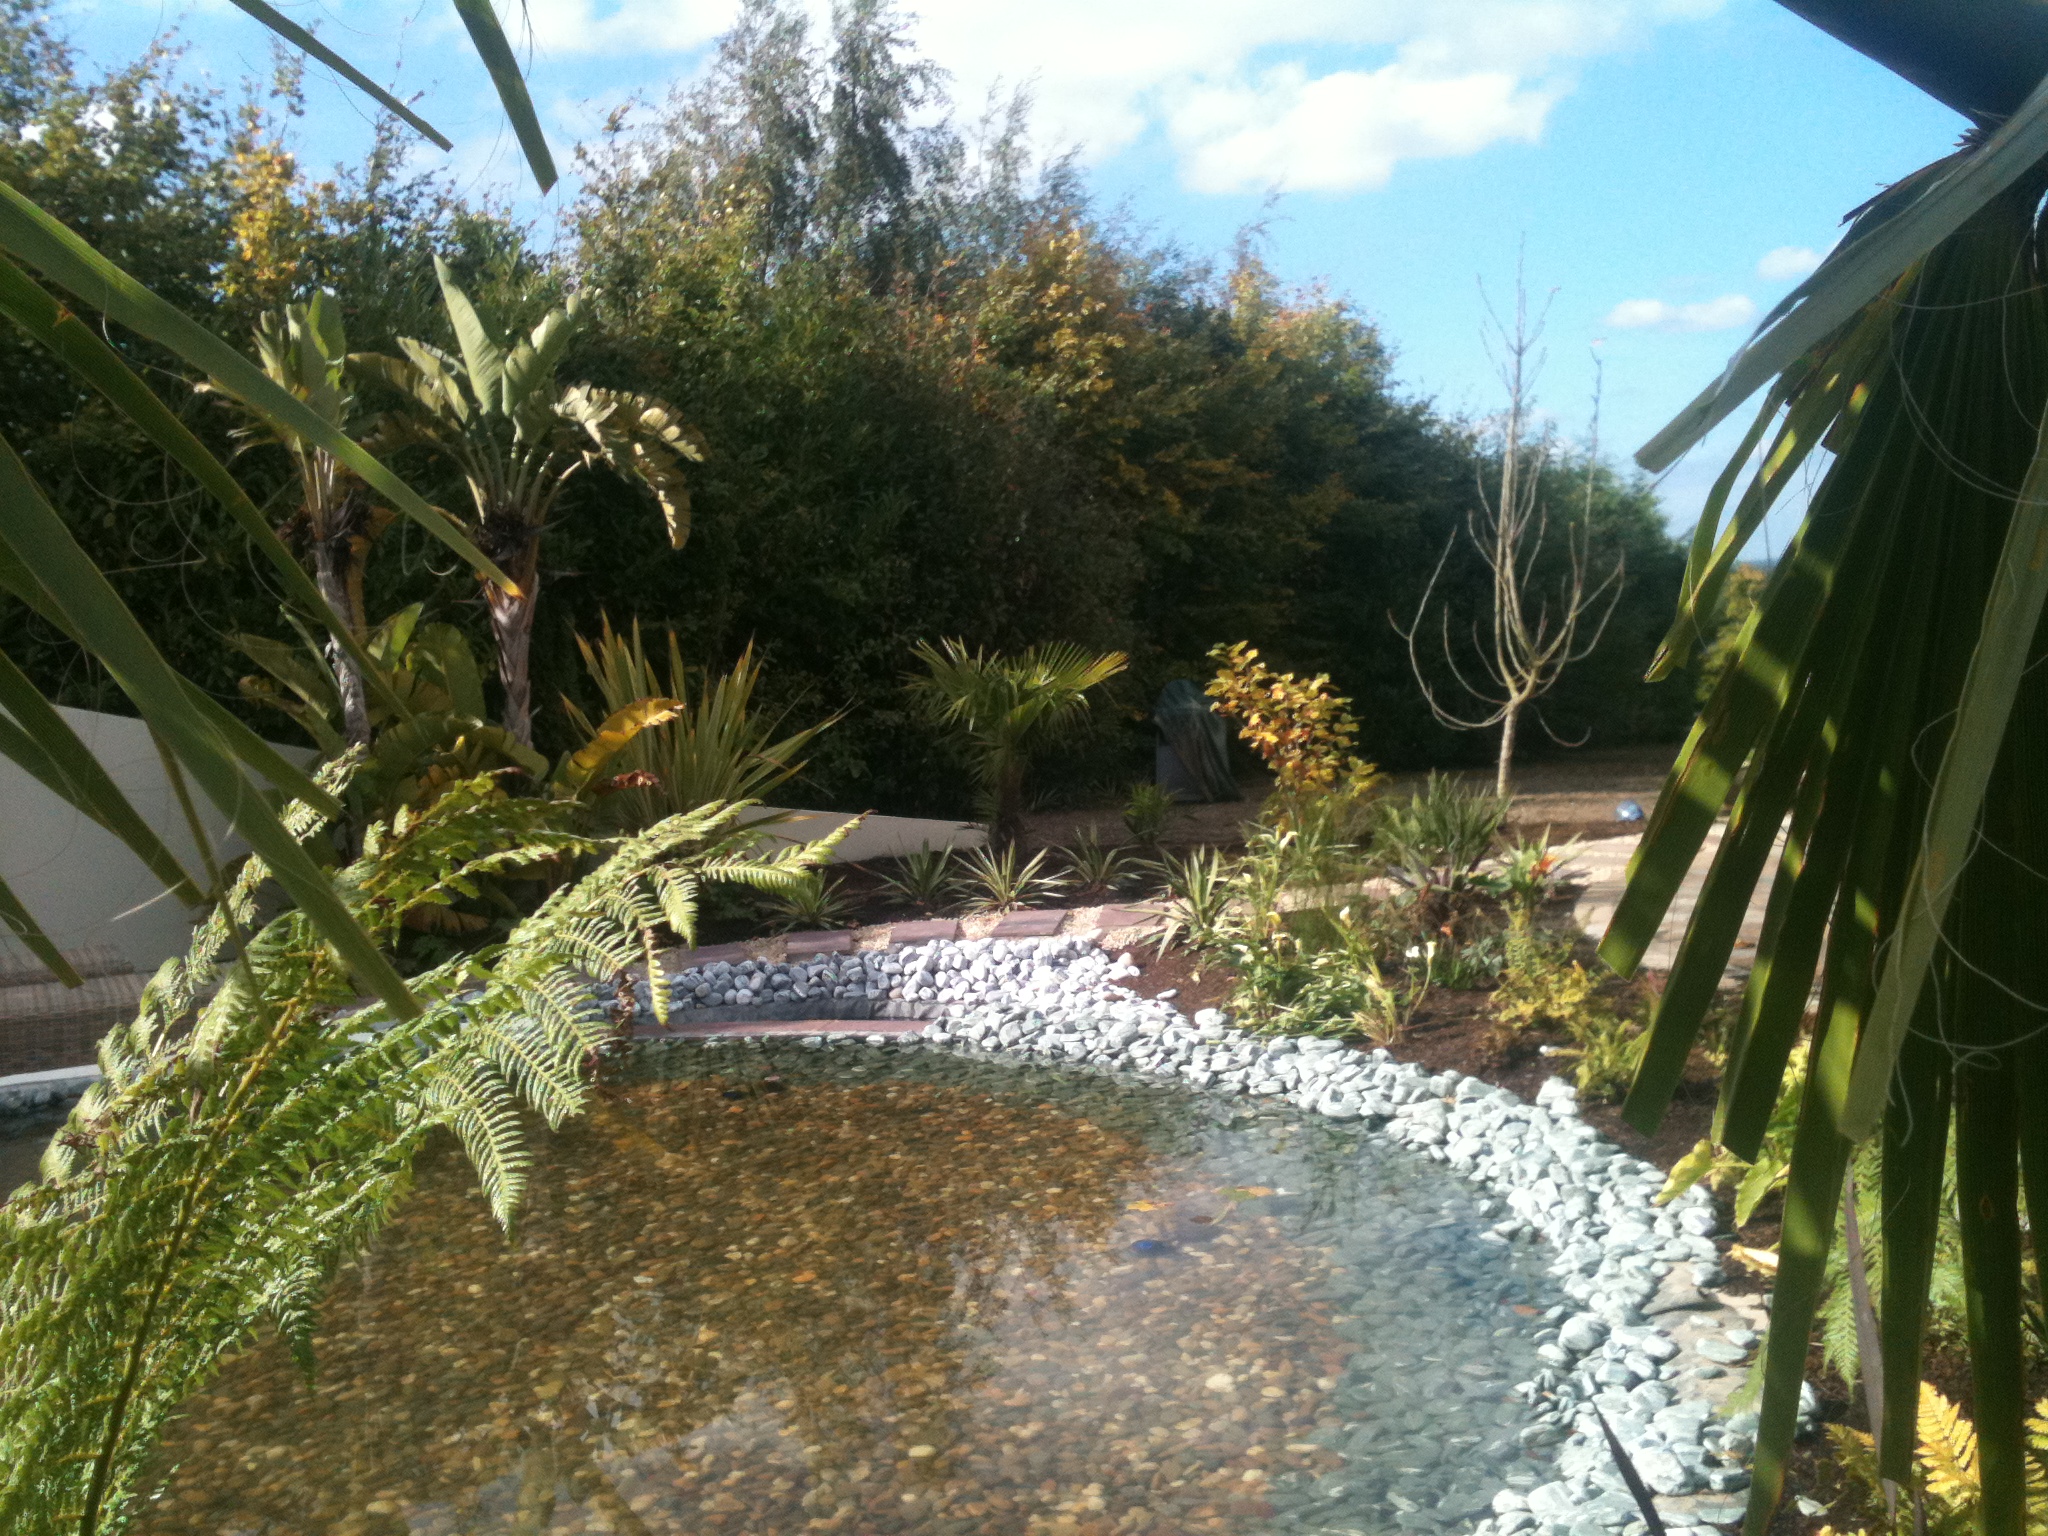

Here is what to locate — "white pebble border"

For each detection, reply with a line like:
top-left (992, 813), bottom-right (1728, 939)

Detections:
top-left (651, 932), bottom-right (1820, 1536)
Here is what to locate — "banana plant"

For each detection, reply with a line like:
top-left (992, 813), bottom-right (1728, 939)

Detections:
top-left (356, 261), bottom-right (704, 747)
top-left (0, 0), bottom-right (561, 1006)
top-left (202, 295), bottom-right (396, 746)
top-left (1605, 17), bottom-right (2048, 1534)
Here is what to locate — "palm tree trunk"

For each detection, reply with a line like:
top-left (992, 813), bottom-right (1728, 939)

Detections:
top-left (487, 560), bottom-right (541, 748)
top-left (311, 540), bottom-right (370, 749)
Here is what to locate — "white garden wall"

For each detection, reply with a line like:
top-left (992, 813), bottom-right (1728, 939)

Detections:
top-left (0, 705), bottom-right (310, 976)
top-left (0, 706), bottom-right (983, 979)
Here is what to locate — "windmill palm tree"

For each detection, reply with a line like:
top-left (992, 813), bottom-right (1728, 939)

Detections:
top-left (1606, 9), bottom-right (2048, 1533)
top-left (909, 638), bottom-right (1126, 838)
top-left (359, 259), bottom-right (705, 746)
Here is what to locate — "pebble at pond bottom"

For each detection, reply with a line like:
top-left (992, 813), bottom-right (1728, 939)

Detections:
top-left (136, 1044), bottom-right (1567, 1536)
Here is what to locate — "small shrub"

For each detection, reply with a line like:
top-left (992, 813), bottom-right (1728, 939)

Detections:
top-left (960, 845), bottom-right (1071, 913)
top-left (876, 843), bottom-right (962, 912)
top-left (1552, 1009), bottom-right (1647, 1102)
top-left (1205, 641), bottom-right (1376, 795)
top-left (1492, 929), bottom-right (1597, 1035)
top-left (1376, 772), bottom-right (1510, 937)
top-left (1224, 905), bottom-right (1429, 1043)
top-left (1122, 782), bottom-right (1175, 847)
top-left (1430, 933), bottom-right (1505, 989)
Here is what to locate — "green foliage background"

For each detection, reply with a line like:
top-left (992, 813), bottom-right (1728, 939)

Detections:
top-left (0, 0), bottom-right (1695, 816)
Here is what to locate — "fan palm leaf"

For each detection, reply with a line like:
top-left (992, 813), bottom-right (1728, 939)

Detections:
top-left (1608, 30), bottom-right (2048, 1531)
top-left (908, 637), bottom-right (1127, 835)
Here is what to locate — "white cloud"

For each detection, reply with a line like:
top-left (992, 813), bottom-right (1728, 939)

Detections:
top-left (1756, 244), bottom-right (1823, 282)
top-left (1603, 293), bottom-right (1756, 331)
top-left (1167, 62), bottom-right (1558, 194)
top-left (514, 0), bottom-right (1723, 193)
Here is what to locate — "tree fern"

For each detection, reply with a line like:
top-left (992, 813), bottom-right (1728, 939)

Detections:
top-left (0, 768), bottom-right (829, 1536)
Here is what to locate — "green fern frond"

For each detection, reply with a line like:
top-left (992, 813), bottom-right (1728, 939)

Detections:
top-left (0, 782), bottom-right (830, 1535)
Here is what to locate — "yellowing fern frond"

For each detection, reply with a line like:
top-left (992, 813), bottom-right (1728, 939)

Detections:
top-left (1917, 1383), bottom-right (1979, 1508)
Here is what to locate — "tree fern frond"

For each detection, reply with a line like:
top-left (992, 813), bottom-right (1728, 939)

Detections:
top-left (0, 773), bottom-right (816, 1533)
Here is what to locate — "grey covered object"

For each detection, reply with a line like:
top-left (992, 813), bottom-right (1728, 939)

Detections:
top-left (1153, 680), bottom-right (1240, 802)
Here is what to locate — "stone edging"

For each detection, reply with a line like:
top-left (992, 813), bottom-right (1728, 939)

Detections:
top-left (640, 931), bottom-right (1810, 1536)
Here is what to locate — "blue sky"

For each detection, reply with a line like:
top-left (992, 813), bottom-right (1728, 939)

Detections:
top-left (66, 0), bottom-right (1968, 549)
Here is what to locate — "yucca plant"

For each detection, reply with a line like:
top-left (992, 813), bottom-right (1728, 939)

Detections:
top-left (565, 615), bottom-right (831, 828)
top-left (1058, 829), bottom-right (1133, 898)
top-left (875, 842), bottom-right (964, 912)
top-left (0, 769), bottom-right (832, 1536)
top-left (0, 0), bottom-right (554, 1011)
top-left (357, 265), bottom-right (705, 746)
top-left (1148, 845), bottom-right (1237, 954)
top-left (908, 638), bottom-right (1127, 837)
top-left (1604, 18), bottom-right (2048, 1532)
top-left (959, 844), bottom-right (1071, 914)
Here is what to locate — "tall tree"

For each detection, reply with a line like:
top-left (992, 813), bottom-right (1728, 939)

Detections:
top-left (1398, 275), bottom-right (1623, 793)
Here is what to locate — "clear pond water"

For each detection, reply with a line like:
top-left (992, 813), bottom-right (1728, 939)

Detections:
top-left (127, 1041), bottom-right (1563, 1536)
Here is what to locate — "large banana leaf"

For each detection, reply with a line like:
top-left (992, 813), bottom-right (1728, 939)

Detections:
top-left (1608, 118), bottom-right (2048, 1535)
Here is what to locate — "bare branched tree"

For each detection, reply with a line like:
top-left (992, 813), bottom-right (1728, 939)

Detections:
top-left (1396, 270), bottom-right (1626, 795)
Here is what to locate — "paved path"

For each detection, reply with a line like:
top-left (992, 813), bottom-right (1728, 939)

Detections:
top-left (1570, 822), bottom-right (1785, 984)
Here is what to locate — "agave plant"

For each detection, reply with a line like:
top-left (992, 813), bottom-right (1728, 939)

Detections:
top-left (908, 638), bottom-right (1127, 837)
top-left (1603, 13), bottom-right (2048, 1531)
top-left (357, 264), bottom-right (706, 746)
top-left (767, 871), bottom-right (856, 932)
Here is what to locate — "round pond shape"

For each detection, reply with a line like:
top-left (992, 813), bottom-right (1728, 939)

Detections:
top-left (136, 1041), bottom-right (1564, 1534)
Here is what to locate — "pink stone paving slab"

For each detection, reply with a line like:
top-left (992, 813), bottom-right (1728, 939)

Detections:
top-left (784, 930), bottom-right (856, 955)
top-left (657, 942), bottom-right (752, 969)
top-left (886, 919), bottom-right (963, 944)
top-left (1095, 905), bottom-right (1168, 932)
top-left (633, 1017), bottom-right (928, 1039)
top-left (989, 909), bottom-right (1067, 938)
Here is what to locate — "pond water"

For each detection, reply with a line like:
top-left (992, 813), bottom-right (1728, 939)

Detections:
top-left (130, 1041), bottom-right (1563, 1536)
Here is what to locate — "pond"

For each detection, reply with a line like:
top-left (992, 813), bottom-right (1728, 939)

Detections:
top-left (127, 1039), bottom-right (1566, 1536)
